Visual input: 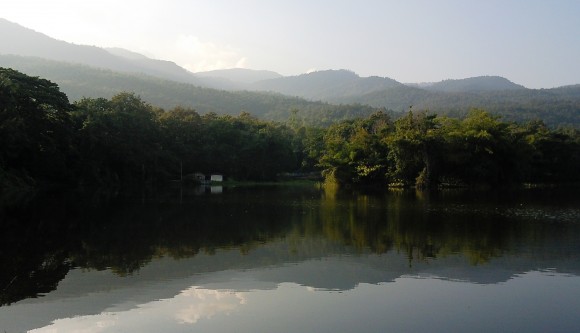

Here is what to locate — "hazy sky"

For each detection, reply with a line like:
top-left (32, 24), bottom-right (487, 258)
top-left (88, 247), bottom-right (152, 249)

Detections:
top-left (2, 0), bottom-right (579, 88)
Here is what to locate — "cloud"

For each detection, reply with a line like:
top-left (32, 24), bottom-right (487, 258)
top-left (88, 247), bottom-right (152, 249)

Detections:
top-left (235, 57), bottom-right (248, 69)
top-left (30, 314), bottom-right (117, 333)
top-left (162, 34), bottom-right (248, 73)
top-left (30, 286), bottom-right (247, 332)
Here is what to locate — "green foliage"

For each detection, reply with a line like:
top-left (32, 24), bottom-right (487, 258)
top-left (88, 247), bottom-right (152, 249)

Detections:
top-left (195, 112), bottom-right (297, 180)
top-left (522, 122), bottom-right (580, 182)
top-left (0, 55), bottom-right (385, 127)
top-left (317, 108), bottom-right (580, 188)
top-left (0, 67), bottom-right (74, 187)
top-left (385, 110), bottom-right (440, 187)
top-left (72, 97), bottom-right (298, 184)
top-left (72, 93), bottom-right (164, 186)
top-left (319, 111), bottom-right (392, 185)
top-left (2, 68), bottom-right (579, 191)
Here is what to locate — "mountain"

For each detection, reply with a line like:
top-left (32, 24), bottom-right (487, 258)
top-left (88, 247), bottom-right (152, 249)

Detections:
top-left (425, 76), bottom-right (527, 92)
top-left (0, 54), bottom-right (382, 126)
top-left (3, 52), bottom-right (579, 127)
top-left (105, 47), bottom-right (150, 60)
top-left (251, 71), bottom-right (528, 106)
top-left (251, 69), bottom-right (402, 101)
top-left (0, 18), bottom-right (199, 84)
top-left (350, 83), bottom-right (580, 125)
top-left (1, 18), bottom-right (579, 127)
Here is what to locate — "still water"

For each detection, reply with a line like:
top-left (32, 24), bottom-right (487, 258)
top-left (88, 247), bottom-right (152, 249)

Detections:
top-left (1, 184), bottom-right (580, 332)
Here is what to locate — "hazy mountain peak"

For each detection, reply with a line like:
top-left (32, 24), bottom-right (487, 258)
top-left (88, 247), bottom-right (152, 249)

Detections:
top-left (0, 17), bottom-right (49, 39)
top-left (427, 75), bottom-right (527, 92)
top-left (0, 18), bottom-right (199, 84)
top-left (251, 69), bottom-right (401, 101)
top-left (299, 69), bottom-right (359, 78)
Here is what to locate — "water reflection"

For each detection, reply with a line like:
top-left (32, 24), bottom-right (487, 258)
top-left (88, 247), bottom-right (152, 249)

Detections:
top-left (27, 285), bottom-right (246, 332)
top-left (1, 185), bottom-right (580, 332)
top-left (21, 268), bottom-right (580, 333)
top-left (2, 186), bottom-right (580, 301)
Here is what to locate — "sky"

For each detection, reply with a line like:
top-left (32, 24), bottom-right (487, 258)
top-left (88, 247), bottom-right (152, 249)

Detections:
top-left (2, 0), bottom-right (579, 88)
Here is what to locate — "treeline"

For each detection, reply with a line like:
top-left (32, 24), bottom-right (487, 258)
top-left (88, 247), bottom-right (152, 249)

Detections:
top-left (319, 109), bottom-right (580, 187)
top-left (0, 68), bottom-right (299, 189)
top-left (344, 84), bottom-right (580, 127)
top-left (1, 68), bottom-right (579, 192)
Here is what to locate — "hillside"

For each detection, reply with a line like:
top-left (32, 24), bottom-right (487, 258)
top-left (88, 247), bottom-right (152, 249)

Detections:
top-left (0, 55), bottom-right (382, 126)
top-left (251, 69), bottom-right (402, 100)
top-left (425, 76), bottom-right (527, 92)
top-left (0, 18), bottom-right (199, 84)
top-left (3, 53), bottom-right (580, 127)
top-left (351, 84), bottom-right (580, 126)
top-left (246, 70), bottom-right (580, 127)
top-left (1, 18), bottom-right (579, 127)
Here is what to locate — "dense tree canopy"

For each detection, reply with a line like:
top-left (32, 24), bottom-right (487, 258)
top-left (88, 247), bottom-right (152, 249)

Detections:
top-left (318, 109), bottom-right (580, 187)
top-left (1, 68), bottom-right (579, 192)
top-left (0, 68), bottom-right (74, 186)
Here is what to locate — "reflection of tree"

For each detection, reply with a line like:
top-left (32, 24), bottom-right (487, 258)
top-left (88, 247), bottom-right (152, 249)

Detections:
top-left (0, 192), bottom-right (73, 305)
top-left (314, 187), bottom-right (541, 266)
top-left (1, 185), bottom-right (577, 305)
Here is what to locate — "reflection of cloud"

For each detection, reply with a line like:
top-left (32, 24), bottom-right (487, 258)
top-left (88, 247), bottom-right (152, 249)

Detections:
top-left (170, 34), bottom-right (248, 72)
top-left (30, 286), bottom-right (246, 332)
top-left (30, 314), bottom-right (117, 333)
top-left (176, 288), bottom-right (245, 324)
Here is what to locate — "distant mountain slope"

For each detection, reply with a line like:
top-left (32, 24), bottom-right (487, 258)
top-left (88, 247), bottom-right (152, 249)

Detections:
top-left (351, 83), bottom-right (580, 126)
top-left (0, 55), bottom-right (382, 126)
top-left (547, 84), bottom-right (580, 99)
top-left (251, 69), bottom-right (402, 100)
top-left (426, 76), bottom-right (527, 92)
top-left (105, 47), bottom-right (150, 60)
top-left (0, 18), bottom-right (199, 84)
top-left (3, 53), bottom-right (579, 127)
top-left (1, 18), bottom-right (578, 127)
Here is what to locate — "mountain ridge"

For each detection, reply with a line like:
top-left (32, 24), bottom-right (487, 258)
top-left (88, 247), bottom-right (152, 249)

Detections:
top-left (0, 18), bottom-right (200, 84)
top-left (0, 54), bottom-right (383, 127)
top-left (1, 17), bottom-right (579, 126)
top-left (250, 69), bottom-right (402, 101)
top-left (425, 76), bottom-right (527, 92)
top-left (0, 18), bottom-right (547, 92)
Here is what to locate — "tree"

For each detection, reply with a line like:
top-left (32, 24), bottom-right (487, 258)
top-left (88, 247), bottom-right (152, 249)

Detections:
top-left (158, 106), bottom-right (203, 179)
top-left (72, 93), bottom-right (163, 186)
top-left (319, 111), bottom-right (392, 185)
top-left (523, 121), bottom-right (580, 183)
top-left (0, 68), bottom-right (74, 186)
top-left (384, 110), bottom-right (440, 187)
top-left (456, 109), bottom-right (526, 186)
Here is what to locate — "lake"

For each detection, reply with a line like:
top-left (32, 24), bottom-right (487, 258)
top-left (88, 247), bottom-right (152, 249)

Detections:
top-left (1, 184), bottom-right (580, 332)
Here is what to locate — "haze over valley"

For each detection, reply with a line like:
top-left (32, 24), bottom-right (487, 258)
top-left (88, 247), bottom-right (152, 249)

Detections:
top-left (1, 18), bottom-right (579, 127)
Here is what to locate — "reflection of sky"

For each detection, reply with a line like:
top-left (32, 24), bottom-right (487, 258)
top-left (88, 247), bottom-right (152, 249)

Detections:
top-left (175, 287), bottom-right (245, 324)
top-left (26, 272), bottom-right (580, 333)
top-left (30, 287), bottom-right (246, 332)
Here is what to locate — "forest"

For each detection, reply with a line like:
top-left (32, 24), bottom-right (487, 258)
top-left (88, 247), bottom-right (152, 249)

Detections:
top-left (1, 68), bottom-right (579, 193)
